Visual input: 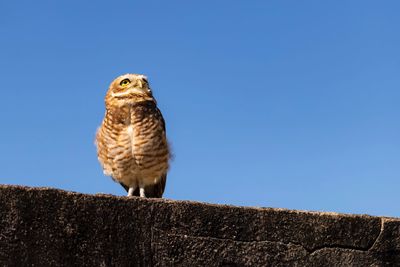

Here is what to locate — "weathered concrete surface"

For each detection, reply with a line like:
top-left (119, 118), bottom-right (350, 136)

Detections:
top-left (0, 185), bottom-right (399, 266)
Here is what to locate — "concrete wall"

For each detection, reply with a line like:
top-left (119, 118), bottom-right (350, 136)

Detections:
top-left (0, 185), bottom-right (399, 266)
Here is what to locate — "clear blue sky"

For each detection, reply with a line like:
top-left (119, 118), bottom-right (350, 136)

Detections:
top-left (1, 1), bottom-right (399, 217)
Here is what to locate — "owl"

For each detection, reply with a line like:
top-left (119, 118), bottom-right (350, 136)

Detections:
top-left (95, 74), bottom-right (170, 198)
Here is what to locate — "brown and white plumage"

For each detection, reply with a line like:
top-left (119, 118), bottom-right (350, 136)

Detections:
top-left (95, 74), bottom-right (170, 198)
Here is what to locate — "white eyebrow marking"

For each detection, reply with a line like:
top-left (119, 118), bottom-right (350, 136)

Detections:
top-left (111, 91), bottom-right (130, 98)
top-left (137, 75), bottom-right (148, 80)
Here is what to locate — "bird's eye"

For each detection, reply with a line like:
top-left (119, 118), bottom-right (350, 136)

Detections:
top-left (120, 79), bottom-right (131, 87)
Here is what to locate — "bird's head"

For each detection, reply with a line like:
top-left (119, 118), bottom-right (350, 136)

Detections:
top-left (106, 73), bottom-right (154, 106)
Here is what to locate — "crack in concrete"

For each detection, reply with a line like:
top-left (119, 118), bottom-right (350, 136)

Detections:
top-left (368, 217), bottom-right (385, 251)
top-left (152, 217), bottom-right (386, 256)
top-left (307, 218), bottom-right (385, 255)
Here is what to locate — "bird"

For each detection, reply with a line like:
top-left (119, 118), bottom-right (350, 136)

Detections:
top-left (95, 73), bottom-right (170, 198)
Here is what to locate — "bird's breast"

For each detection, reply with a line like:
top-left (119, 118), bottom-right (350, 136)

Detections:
top-left (97, 102), bottom-right (169, 186)
top-left (128, 118), bottom-right (168, 167)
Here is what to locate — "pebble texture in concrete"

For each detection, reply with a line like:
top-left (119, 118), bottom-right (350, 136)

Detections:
top-left (0, 185), bottom-right (399, 266)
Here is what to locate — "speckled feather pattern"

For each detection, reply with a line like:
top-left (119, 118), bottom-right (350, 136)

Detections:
top-left (95, 74), bottom-right (170, 198)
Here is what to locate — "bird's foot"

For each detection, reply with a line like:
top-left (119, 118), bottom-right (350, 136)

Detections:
top-left (139, 187), bottom-right (146, 198)
top-left (127, 187), bottom-right (135, 197)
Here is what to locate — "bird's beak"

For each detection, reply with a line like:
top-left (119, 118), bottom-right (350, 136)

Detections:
top-left (136, 80), bottom-right (143, 88)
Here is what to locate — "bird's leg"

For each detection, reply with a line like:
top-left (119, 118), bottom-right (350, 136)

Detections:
top-left (139, 187), bottom-right (146, 198)
top-left (127, 187), bottom-right (136, 197)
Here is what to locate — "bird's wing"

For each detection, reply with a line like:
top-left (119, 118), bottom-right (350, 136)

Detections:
top-left (155, 106), bottom-right (166, 132)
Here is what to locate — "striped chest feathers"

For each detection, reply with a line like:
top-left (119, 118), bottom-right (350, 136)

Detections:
top-left (115, 103), bottom-right (169, 170)
top-left (99, 101), bottom-right (169, 178)
top-left (125, 116), bottom-right (166, 156)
